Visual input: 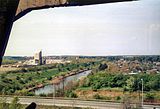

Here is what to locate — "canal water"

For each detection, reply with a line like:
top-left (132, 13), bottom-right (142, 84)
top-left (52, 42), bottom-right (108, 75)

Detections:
top-left (35, 70), bottom-right (92, 95)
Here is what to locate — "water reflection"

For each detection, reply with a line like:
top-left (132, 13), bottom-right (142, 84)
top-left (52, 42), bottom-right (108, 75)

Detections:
top-left (35, 70), bottom-right (92, 95)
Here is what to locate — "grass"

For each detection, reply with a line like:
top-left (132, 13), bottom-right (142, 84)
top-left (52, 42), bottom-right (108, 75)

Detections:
top-left (77, 87), bottom-right (123, 92)
top-left (100, 87), bottom-right (124, 91)
top-left (0, 61), bottom-right (98, 95)
top-left (77, 87), bottom-right (92, 90)
top-left (0, 67), bottom-right (19, 74)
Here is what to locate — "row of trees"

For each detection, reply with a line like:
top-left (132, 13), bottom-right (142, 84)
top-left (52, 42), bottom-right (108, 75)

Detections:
top-left (80, 72), bottom-right (160, 92)
top-left (105, 56), bottom-right (160, 62)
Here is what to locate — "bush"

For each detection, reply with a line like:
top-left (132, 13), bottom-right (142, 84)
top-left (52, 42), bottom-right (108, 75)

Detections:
top-left (98, 63), bottom-right (108, 71)
top-left (65, 91), bottom-right (77, 98)
top-left (115, 96), bottom-right (121, 101)
top-left (21, 68), bottom-right (27, 72)
top-left (145, 93), bottom-right (155, 100)
top-left (39, 93), bottom-right (47, 97)
top-left (105, 96), bottom-right (112, 100)
top-left (92, 82), bottom-right (101, 91)
top-left (93, 94), bottom-right (101, 99)
top-left (47, 76), bottom-right (52, 80)
top-left (0, 97), bottom-right (9, 109)
top-left (9, 97), bottom-right (22, 109)
top-left (93, 94), bottom-right (107, 100)
top-left (26, 92), bottom-right (35, 96)
top-left (69, 92), bottom-right (78, 98)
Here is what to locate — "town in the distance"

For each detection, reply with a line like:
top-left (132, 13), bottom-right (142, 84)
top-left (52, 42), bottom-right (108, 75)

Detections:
top-left (0, 51), bottom-right (160, 109)
top-left (1, 51), bottom-right (160, 75)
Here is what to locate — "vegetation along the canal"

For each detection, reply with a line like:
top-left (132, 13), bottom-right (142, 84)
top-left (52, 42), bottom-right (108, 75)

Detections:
top-left (1, 56), bottom-right (160, 104)
top-left (0, 59), bottom-right (100, 96)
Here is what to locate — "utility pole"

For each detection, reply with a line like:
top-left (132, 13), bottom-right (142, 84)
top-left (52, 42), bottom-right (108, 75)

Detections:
top-left (53, 84), bottom-right (56, 108)
top-left (141, 78), bottom-right (143, 108)
top-left (138, 81), bottom-right (141, 107)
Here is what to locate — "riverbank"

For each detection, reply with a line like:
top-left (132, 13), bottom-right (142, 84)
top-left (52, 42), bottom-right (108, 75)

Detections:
top-left (28, 69), bottom-right (90, 91)
top-left (51, 69), bottom-right (90, 84)
top-left (74, 88), bottom-right (160, 104)
top-left (0, 61), bottom-right (99, 96)
top-left (34, 70), bottom-right (92, 95)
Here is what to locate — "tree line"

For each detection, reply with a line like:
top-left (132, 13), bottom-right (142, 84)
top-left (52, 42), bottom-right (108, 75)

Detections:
top-left (81, 71), bottom-right (160, 92)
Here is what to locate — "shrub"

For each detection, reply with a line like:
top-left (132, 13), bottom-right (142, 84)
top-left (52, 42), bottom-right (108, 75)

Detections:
top-left (9, 97), bottom-right (22, 109)
top-left (93, 94), bottom-right (101, 99)
top-left (115, 96), bottom-right (121, 101)
top-left (145, 93), bottom-right (155, 100)
top-left (92, 82), bottom-right (101, 91)
top-left (47, 76), bottom-right (52, 80)
top-left (98, 63), bottom-right (108, 71)
top-left (39, 93), bottom-right (47, 97)
top-left (21, 68), bottom-right (27, 72)
top-left (26, 92), bottom-right (35, 96)
top-left (93, 94), bottom-right (107, 100)
top-left (65, 91), bottom-right (77, 98)
top-left (69, 92), bottom-right (78, 98)
top-left (0, 97), bottom-right (9, 109)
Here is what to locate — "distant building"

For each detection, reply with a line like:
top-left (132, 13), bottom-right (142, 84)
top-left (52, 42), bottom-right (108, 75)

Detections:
top-left (34, 51), bottom-right (43, 65)
top-left (22, 51), bottom-right (71, 66)
top-left (45, 59), bottom-right (70, 64)
top-left (23, 50), bottom-right (44, 66)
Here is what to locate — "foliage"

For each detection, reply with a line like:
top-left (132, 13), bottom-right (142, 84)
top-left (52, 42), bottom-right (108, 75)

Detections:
top-left (65, 90), bottom-right (78, 98)
top-left (93, 94), bottom-right (101, 99)
top-left (47, 76), bottom-right (52, 80)
top-left (2, 59), bottom-right (17, 65)
top-left (98, 63), bottom-right (108, 71)
top-left (2, 56), bottom-right (26, 65)
top-left (115, 96), bottom-right (121, 101)
top-left (145, 92), bottom-right (155, 100)
top-left (39, 93), bottom-right (47, 97)
top-left (125, 76), bottom-right (135, 92)
top-left (0, 60), bottom-right (99, 95)
top-left (9, 97), bottom-right (22, 109)
top-left (26, 92), bottom-right (35, 96)
top-left (0, 97), bottom-right (8, 109)
top-left (93, 94), bottom-right (107, 100)
top-left (80, 71), bottom-right (160, 92)
top-left (0, 97), bottom-right (22, 109)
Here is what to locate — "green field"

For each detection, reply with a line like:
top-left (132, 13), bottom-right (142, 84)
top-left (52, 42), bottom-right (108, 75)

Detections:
top-left (0, 60), bottom-right (100, 96)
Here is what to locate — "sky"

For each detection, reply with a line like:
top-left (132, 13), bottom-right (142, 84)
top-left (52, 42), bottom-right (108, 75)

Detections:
top-left (5, 0), bottom-right (160, 56)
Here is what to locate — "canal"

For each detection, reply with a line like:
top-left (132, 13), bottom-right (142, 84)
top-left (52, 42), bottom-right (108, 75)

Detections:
top-left (35, 70), bottom-right (92, 95)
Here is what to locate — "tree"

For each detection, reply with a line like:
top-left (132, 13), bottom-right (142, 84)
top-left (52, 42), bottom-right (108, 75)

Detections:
top-left (0, 97), bottom-right (8, 109)
top-left (16, 76), bottom-right (20, 80)
top-left (9, 97), bottom-right (22, 109)
top-left (125, 76), bottom-right (135, 92)
top-left (145, 93), bottom-right (155, 101)
top-left (98, 63), bottom-right (108, 71)
top-left (93, 94), bottom-right (101, 99)
top-left (47, 76), bottom-right (52, 80)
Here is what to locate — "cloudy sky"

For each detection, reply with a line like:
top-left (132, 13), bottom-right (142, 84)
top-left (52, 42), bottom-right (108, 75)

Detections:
top-left (5, 0), bottom-right (160, 56)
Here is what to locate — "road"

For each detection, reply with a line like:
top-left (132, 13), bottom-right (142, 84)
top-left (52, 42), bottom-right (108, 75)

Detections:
top-left (1, 97), bottom-right (160, 109)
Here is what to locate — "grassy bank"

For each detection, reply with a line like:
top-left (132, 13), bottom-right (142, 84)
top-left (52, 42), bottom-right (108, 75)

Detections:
top-left (71, 70), bottom-right (160, 103)
top-left (0, 60), bottom-right (100, 96)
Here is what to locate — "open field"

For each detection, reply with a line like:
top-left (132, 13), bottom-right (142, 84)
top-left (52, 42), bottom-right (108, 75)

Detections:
top-left (0, 67), bottom-right (20, 74)
top-left (75, 88), bottom-right (160, 103)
